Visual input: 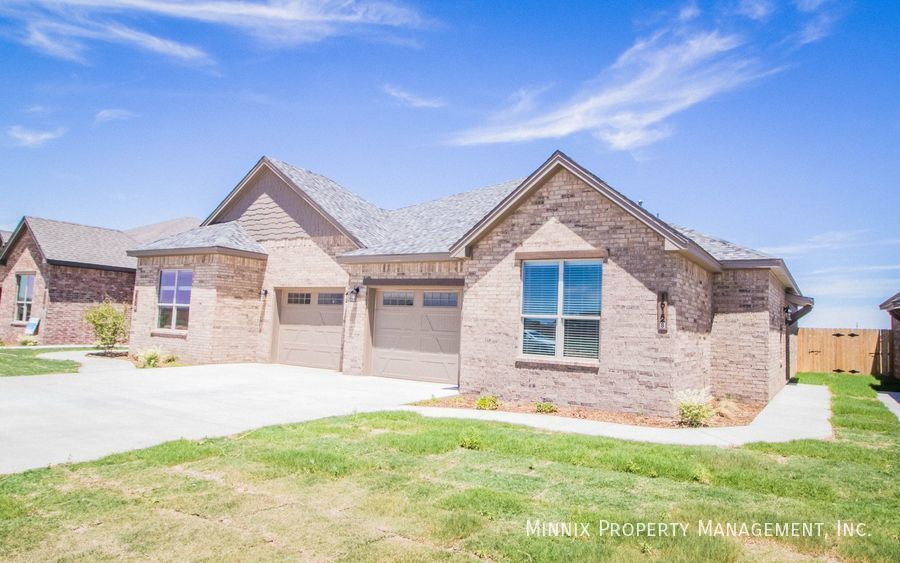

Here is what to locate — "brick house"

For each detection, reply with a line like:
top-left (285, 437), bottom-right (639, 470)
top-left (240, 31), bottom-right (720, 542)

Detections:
top-left (880, 291), bottom-right (900, 378)
top-left (128, 151), bottom-right (812, 416)
top-left (0, 216), bottom-right (198, 345)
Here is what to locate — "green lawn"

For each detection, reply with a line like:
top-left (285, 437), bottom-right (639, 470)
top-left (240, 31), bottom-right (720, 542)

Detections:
top-left (1, 373), bottom-right (898, 561)
top-left (0, 347), bottom-right (96, 376)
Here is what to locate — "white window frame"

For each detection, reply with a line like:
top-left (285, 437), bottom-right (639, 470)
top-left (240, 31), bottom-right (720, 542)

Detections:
top-left (14, 273), bottom-right (35, 322)
top-left (287, 292), bottom-right (311, 305)
top-left (382, 291), bottom-right (415, 306)
top-left (520, 259), bottom-right (602, 360)
top-left (157, 269), bottom-right (192, 330)
top-left (317, 292), bottom-right (344, 306)
top-left (423, 291), bottom-right (459, 308)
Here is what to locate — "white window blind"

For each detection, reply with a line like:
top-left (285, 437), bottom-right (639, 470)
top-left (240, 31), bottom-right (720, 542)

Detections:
top-left (521, 260), bottom-right (602, 360)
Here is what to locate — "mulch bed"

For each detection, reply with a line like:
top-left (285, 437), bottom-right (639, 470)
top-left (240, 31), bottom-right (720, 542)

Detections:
top-left (413, 394), bottom-right (764, 428)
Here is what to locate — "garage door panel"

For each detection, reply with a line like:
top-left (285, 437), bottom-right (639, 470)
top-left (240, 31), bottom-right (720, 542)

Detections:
top-left (276, 289), bottom-right (343, 370)
top-left (372, 289), bottom-right (460, 384)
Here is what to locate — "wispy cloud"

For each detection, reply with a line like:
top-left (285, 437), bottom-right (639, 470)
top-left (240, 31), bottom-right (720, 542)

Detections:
top-left (6, 125), bottom-right (66, 147)
top-left (452, 28), bottom-right (774, 150)
top-left (383, 84), bottom-right (446, 108)
top-left (451, 2), bottom-right (842, 151)
top-left (95, 108), bottom-right (135, 123)
top-left (810, 264), bottom-right (900, 275)
top-left (3, 0), bottom-right (424, 64)
top-left (736, 0), bottom-right (775, 21)
top-left (760, 230), bottom-right (900, 256)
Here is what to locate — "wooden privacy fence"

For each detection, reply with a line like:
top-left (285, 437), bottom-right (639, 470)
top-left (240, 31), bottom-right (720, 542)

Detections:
top-left (798, 328), bottom-right (893, 376)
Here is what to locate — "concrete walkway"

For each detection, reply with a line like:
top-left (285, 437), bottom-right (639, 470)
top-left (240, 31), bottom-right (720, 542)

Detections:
top-left (39, 350), bottom-right (136, 373)
top-left (877, 392), bottom-right (900, 420)
top-left (404, 383), bottom-right (833, 447)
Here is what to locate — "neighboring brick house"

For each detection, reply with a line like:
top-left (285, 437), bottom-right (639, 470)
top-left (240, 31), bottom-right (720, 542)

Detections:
top-left (128, 151), bottom-right (812, 416)
top-left (0, 216), bottom-right (199, 345)
top-left (880, 291), bottom-right (900, 379)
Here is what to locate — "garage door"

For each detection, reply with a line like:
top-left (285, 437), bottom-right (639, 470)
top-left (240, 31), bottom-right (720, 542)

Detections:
top-left (276, 289), bottom-right (344, 370)
top-left (372, 289), bottom-right (461, 384)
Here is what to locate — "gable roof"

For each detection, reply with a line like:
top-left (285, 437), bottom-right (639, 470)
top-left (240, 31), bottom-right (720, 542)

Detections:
top-left (0, 216), bottom-right (138, 272)
top-left (126, 217), bottom-right (201, 244)
top-left (198, 150), bottom-right (802, 294)
top-left (128, 221), bottom-right (267, 258)
top-left (881, 291), bottom-right (900, 311)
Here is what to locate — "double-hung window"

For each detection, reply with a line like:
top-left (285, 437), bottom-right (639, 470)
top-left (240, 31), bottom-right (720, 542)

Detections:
top-left (521, 260), bottom-right (602, 359)
top-left (157, 269), bottom-right (192, 330)
top-left (14, 274), bottom-right (35, 322)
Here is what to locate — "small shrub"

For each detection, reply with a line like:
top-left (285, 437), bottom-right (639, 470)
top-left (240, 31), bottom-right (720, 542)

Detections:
top-left (459, 434), bottom-right (482, 450)
top-left (83, 299), bottom-right (127, 354)
top-left (475, 395), bottom-right (499, 411)
top-left (691, 465), bottom-right (712, 485)
top-left (137, 347), bottom-right (162, 368)
top-left (534, 401), bottom-right (558, 414)
top-left (19, 337), bottom-right (37, 347)
top-left (673, 387), bottom-right (713, 427)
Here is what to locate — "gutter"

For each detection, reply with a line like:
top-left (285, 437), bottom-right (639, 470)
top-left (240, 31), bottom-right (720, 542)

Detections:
top-left (127, 246), bottom-right (268, 260)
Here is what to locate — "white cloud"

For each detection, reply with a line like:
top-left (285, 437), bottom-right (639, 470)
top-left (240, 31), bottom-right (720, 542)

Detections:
top-left (452, 28), bottom-right (774, 150)
top-left (810, 264), bottom-right (900, 275)
top-left (6, 125), bottom-right (66, 147)
top-left (3, 0), bottom-right (424, 64)
top-left (737, 0), bottom-right (775, 21)
top-left (383, 84), bottom-right (446, 108)
top-left (761, 230), bottom-right (900, 256)
top-left (794, 0), bottom-right (828, 13)
top-left (678, 2), bottom-right (700, 22)
top-left (95, 108), bottom-right (135, 123)
top-left (796, 12), bottom-right (837, 45)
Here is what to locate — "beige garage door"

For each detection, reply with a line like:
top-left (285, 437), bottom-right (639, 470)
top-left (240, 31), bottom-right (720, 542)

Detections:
top-left (277, 289), bottom-right (344, 370)
top-left (372, 289), bottom-right (461, 384)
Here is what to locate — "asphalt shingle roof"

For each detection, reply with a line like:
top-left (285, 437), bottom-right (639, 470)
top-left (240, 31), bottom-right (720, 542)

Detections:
top-left (0, 230), bottom-right (11, 247)
top-left (126, 217), bottom-right (201, 244)
top-left (207, 156), bottom-right (777, 264)
top-left (670, 226), bottom-right (772, 261)
top-left (267, 158), bottom-right (390, 247)
top-left (880, 291), bottom-right (900, 311)
top-left (132, 221), bottom-right (267, 256)
top-left (23, 217), bottom-right (138, 270)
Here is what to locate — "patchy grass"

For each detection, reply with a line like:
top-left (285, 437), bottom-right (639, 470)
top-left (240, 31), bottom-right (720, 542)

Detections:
top-left (0, 347), bottom-right (95, 377)
top-left (0, 373), bottom-right (898, 561)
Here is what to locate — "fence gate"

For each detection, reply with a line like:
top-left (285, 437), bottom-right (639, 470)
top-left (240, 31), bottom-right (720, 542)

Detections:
top-left (797, 328), bottom-right (893, 375)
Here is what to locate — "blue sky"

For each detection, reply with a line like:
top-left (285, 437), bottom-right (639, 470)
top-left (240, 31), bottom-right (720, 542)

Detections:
top-left (1, 0), bottom-right (898, 328)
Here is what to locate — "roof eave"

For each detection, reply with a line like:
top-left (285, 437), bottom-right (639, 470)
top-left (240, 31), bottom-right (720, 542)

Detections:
top-left (0, 217), bottom-right (28, 266)
top-left (879, 291), bottom-right (900, 310)
top-left (45, 259), bottom-right (136, 274)
top-left (720, 258), bottom-right (803, 296)
top-left (337, 251), bottom-right (455, 264)
top-left (127, 246), bottom-right (268, 260)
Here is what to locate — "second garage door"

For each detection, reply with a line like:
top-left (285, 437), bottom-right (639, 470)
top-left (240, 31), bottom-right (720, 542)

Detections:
top-left (372, 289), bottom-right (461, 384)
top-left (277, 289), bottom-right (344, 370)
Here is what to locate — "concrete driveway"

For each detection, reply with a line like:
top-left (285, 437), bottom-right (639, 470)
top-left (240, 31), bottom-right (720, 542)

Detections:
top-left (0, 359), bottom-right (458, 474)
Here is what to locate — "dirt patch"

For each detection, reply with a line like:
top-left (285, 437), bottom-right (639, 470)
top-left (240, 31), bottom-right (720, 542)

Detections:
top-left (413, 394), bottom-right (763, 428)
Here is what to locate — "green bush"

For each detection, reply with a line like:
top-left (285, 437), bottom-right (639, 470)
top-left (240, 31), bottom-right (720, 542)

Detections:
top-left (137, 347), bottom-right (162, 368)
top-left (475, 395), bottom-right (499, 411)
top-left (459, 434), bottom-right (482, 450)
top-left (83, 299), bottom-right (128, 354)
top-left (674, 387), bottom-right (713, 427)
top-left (534, 401), bottom-right (558, 414)
top-left (19, 337), bottom-right (37, 346)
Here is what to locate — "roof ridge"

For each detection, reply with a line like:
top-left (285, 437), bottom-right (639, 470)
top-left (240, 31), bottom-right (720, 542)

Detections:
top-left (26, 215), bottom-right (128, 234)
top-left (266, 156), bottom-right (389, 214)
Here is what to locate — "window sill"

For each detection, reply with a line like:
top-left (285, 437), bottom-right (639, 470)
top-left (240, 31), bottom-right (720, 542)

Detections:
top-left (515, 356), bottom-right (599, 373)
top-left (150, 329), bottom-right (188, 339)
top-left (10, 321), bottom-right (27, 327)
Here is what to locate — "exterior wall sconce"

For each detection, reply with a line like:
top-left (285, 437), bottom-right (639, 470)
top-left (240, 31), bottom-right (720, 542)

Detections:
top-left (346, 286), bottom-right (360, 302)
top-left (259, 289), bottom-right (268, 299)
top-left (657, 291), bottom-right (668, 334)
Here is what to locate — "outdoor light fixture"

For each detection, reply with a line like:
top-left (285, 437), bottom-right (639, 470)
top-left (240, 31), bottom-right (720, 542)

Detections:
top-left (346, 286), bottom-right (360, 302)
top-left (259, 289), bottom-right (268, 299)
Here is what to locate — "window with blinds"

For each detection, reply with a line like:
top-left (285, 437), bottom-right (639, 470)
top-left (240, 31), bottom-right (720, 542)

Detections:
top-left (521, 260), bottom-right (602, 360)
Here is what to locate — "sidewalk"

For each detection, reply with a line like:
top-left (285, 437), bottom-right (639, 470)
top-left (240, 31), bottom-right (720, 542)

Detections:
top-left (403, 383), bottom-right (832, 447)
top-left (877, 391), bottom-right (900, 420)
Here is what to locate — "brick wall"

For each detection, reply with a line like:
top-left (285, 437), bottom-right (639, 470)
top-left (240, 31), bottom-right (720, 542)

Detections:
top-left (129, 253), bottom-right (266, 364)
top-left (671, 256), bottom-right (713, 393)
top-left (892, 314), bottom-right (899, 379)
top-left (0, 229), bottom-right (50, 345)
top-left (710, 269), bottom-right (788, 403)
top-left (42, 265), bottom-right (134, 345)
top-left (458, 168), bottom-right (687, 417)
